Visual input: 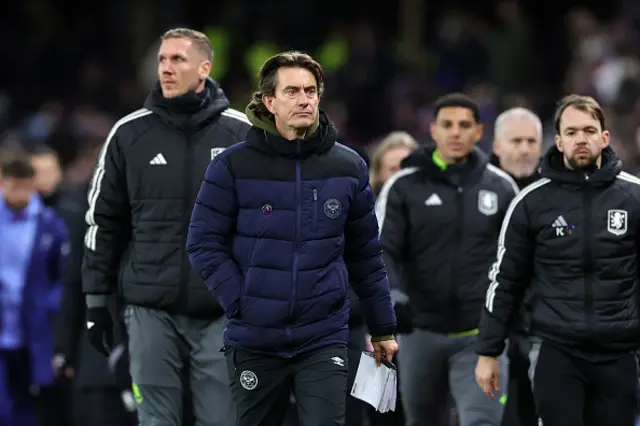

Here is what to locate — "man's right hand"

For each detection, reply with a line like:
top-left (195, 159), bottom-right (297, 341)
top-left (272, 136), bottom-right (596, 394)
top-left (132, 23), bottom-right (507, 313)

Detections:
top-left (394, 303), bottom-right (413, 334)
top-left (86, 306), bottom-right (114, 356)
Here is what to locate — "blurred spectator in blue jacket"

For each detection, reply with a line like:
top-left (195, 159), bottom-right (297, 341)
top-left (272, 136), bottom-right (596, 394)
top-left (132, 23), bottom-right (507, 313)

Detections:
top-left (0, 151), bottom-right (68, 426)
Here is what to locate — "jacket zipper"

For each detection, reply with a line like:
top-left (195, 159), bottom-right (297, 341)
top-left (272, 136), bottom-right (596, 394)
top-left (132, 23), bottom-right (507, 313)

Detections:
top-left (312, 188), bottom-right (318, 230)
top-left (582, 175), bottom-right (594, 339)
top-left (288, 142), bottom-right (302, 342)
top-left (178, 131), bottom-right (196, 313)
top-left (449, 186), bottom-right (464, 328)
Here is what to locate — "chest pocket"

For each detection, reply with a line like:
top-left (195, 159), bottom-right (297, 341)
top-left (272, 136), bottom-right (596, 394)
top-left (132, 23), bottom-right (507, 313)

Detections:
top-left (306, 184), bottom-right (350, 239)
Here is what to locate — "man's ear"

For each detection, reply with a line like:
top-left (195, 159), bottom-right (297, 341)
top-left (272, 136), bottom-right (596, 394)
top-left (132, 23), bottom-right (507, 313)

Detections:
top-left (601, 130), bottom-right (610, 149)
top-left (474, 123), bottom-right (484, 144)
top-left (199, 60), bottom-right (211, 80)
top-left (492, 139), bottom-right (500, 156)
top-left (262, 94), bottom-right (276, 115)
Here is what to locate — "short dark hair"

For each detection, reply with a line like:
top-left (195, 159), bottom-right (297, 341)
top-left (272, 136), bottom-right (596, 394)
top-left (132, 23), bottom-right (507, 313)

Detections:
top-left (28, 144), bottom-right (59, 159)
top-left (249, 51), bottom-right (325, 120)
top-left (433, 93), bottom-right (481, 123)
top-left (1, 152), bottom-right (35, 179)
top-left (554, 94), bottom-right (606, 133)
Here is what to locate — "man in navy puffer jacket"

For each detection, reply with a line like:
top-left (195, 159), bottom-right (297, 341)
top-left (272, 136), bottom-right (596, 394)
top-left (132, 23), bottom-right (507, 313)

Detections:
top-left (187, 51), bottom-right (397, 426)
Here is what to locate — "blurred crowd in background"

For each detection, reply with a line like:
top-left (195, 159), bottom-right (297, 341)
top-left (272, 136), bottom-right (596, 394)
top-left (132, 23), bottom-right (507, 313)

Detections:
top-left (2, 0), bottom-right (640, 182)
top-left (1, 0), bottom-right (640, 425)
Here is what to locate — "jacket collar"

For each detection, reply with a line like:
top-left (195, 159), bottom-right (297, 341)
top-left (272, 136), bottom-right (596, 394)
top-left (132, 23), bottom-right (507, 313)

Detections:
top-left (540, 145), bottom-right (621, 185)
top-left (0, 193), bottom-right (42, 221)
top-left (244, 104), bottom-right (337, 159)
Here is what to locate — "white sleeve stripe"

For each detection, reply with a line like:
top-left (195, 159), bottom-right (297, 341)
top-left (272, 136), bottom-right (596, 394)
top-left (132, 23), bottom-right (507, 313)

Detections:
top-left (221, 108), bottom-right (251, 125)
top-left (374, 167), bottom-right (419, 232)
top-left (221, 107), bottom-right (247, 117)
top-left (486, 163), bottom-right (520, 195)
top-left (617, 171), bottom-right (640, 186)
top-left (485, 178), bottom-right (551, 312)
top-left (84, 108), bottom-right (153, 251)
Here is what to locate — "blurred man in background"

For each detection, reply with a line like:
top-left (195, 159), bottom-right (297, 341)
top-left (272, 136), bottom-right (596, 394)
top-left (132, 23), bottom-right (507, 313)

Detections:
top-left (81, 28), bottom-right (250, 426)
top-left (369, 131), bottom-right (419, 196)
top-left (54, 175), bottom-right (135, 426)
top-left (491, 107), bottom-right (542, 426)
top-left (491, 107), bottom-right (542, 189)
top-left (377, 93), bottom-right (518, 426)
top-left (0, 153), bottom-right (68, 426)
top-left (367, 131), bottom-right (417, 426)
top-left (29, 146), bottom-right (64, 209)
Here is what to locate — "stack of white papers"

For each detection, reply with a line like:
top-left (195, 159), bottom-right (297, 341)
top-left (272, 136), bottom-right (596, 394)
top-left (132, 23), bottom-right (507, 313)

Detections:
top-left (350, 351), bottom-right (397, 413)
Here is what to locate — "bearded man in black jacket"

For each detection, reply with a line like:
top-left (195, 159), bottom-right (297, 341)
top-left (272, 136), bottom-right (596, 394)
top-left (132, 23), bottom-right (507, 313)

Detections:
top-left (477, 95), bottom-right (640, 426)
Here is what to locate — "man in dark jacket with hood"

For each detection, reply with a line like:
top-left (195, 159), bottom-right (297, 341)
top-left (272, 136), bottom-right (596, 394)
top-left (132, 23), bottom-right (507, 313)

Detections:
top-left (491, 107), bottom-right (543, 426)
top-left (476, 94), bottom-right (640, 426)
top-left (377, 93), bottom-right (518, 426)
top-left (81, 28), bottom-right (250, 426)
top-left (54, 182), bottom-right (135, 426)
top-left (29, 145), bottom-right (64, 209)
top-left (187, 51), bottom-right (397, 426)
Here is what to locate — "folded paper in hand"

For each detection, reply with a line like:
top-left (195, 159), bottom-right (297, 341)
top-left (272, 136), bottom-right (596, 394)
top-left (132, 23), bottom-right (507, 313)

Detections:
top-left (350, 351), bottom-right (397, 413)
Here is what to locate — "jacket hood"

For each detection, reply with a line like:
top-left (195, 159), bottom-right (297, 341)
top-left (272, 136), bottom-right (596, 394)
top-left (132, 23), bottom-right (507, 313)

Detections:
top-left (143, 77), bottom-right (230, 130)
top-left (244, 103), bottom-right (336, 158)
top-left (540, 145), bottom-right (621, 185)
top-left (402, 144), bottom-right (489, 185)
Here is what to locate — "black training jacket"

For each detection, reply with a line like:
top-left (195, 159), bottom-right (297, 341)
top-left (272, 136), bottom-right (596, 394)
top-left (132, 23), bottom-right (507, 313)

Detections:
top-left (477, 146), bottom-right (640, 359)
top-left (377, 145), bottom-right (519, 333)
top-left (82, 78), bottom-right (251, 318)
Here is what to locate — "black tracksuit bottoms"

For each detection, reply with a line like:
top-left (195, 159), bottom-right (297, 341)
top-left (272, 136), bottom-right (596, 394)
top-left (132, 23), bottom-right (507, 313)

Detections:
top-left (225, 343), bottom-right (348, 426)
top-left (529, 339), bottom-right (638, 426)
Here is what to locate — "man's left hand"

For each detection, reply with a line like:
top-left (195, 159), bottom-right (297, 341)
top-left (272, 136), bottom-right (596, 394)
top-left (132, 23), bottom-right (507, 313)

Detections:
top-left (475, 355), bottom-right (500, 399)
top-left (371, 339), bottom-right (398, 366)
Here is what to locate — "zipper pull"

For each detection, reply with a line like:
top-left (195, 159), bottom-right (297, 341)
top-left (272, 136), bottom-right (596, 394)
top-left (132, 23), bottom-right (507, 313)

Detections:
top-left (313, 189), bottom-right (317, 201)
